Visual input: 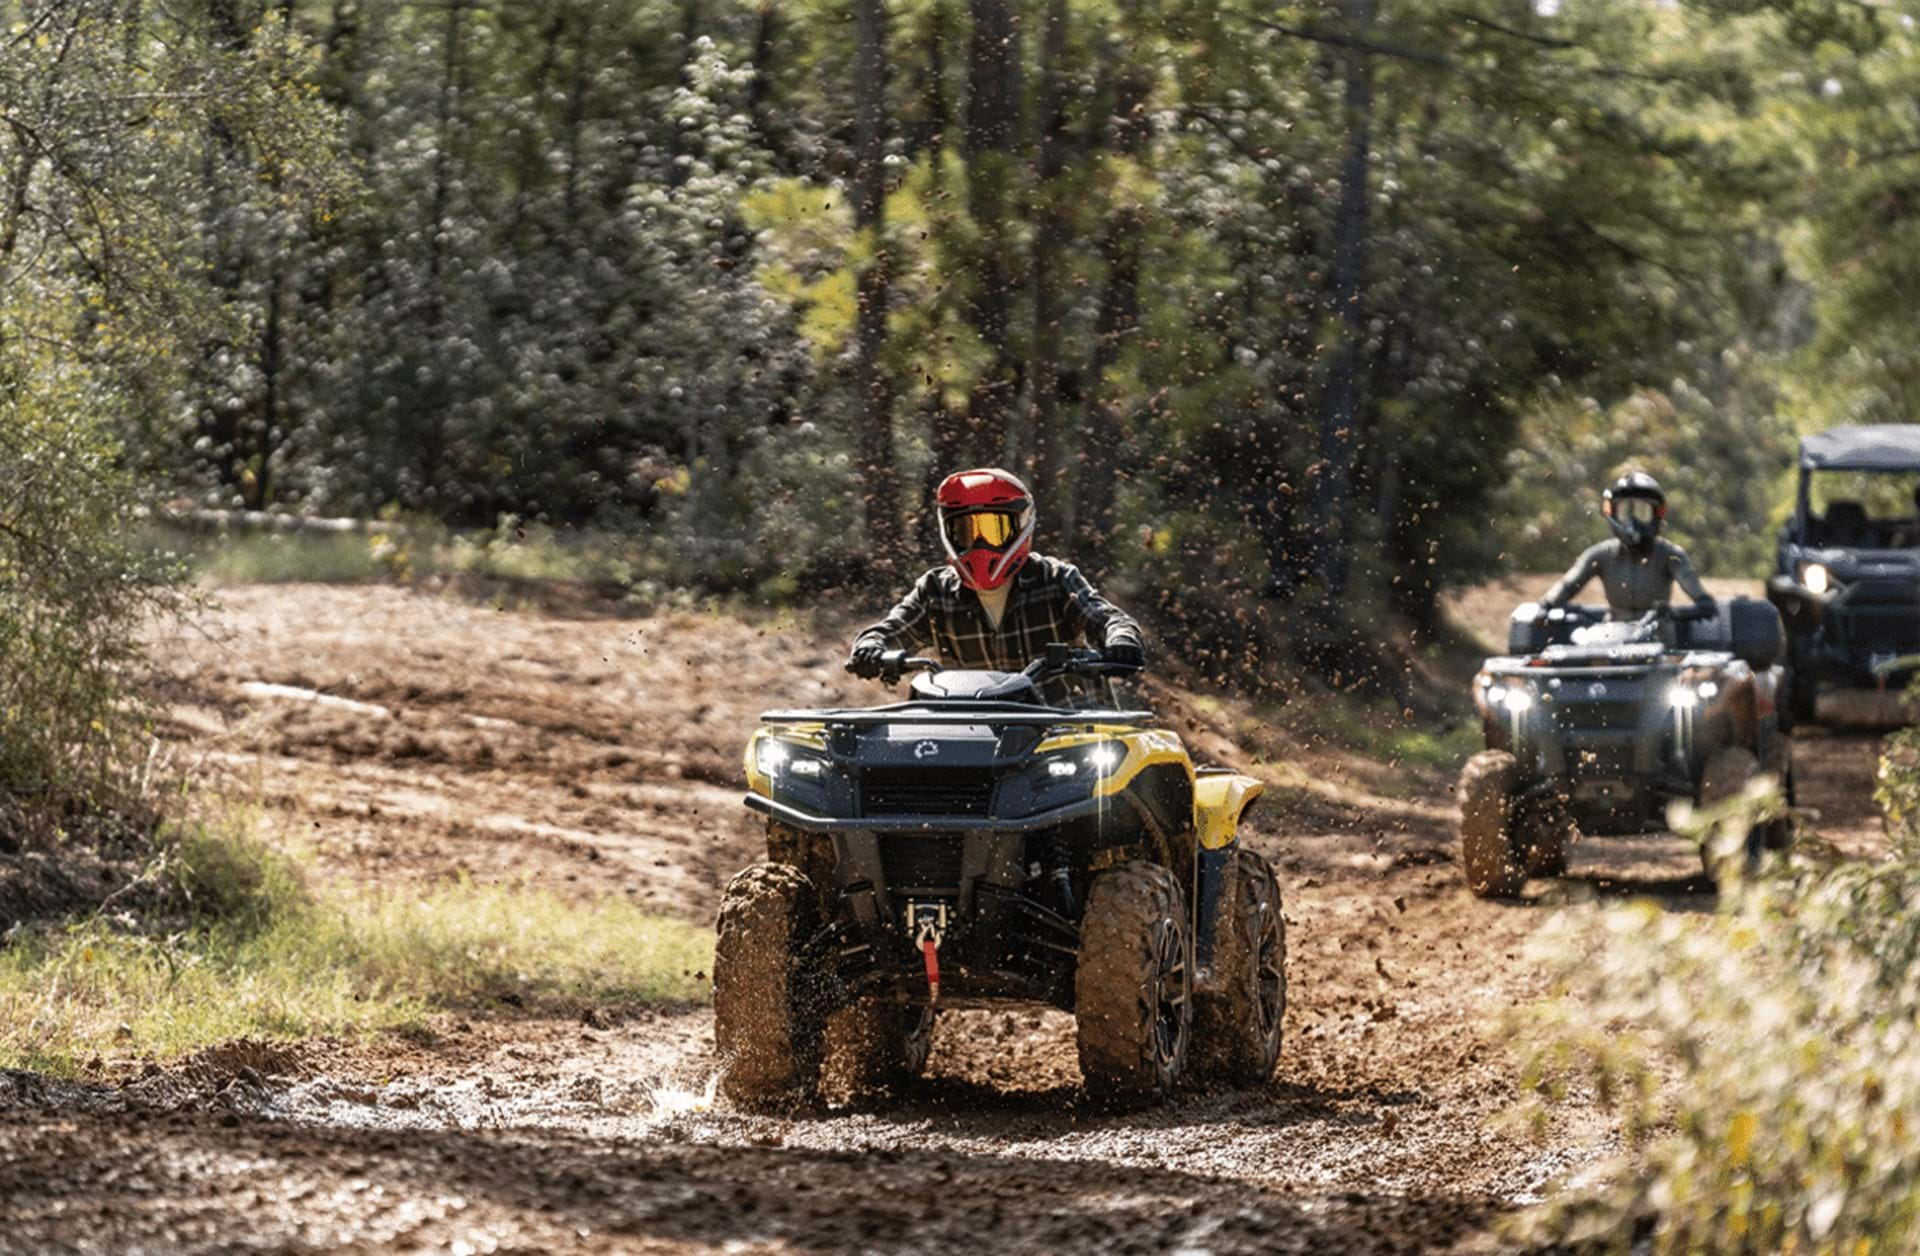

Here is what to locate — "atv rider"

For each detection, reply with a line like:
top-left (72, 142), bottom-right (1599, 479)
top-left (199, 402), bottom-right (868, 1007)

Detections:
top-left (1541, 472), bottom-right (1716, 622)
top-left (848, 468), bottom-right (1145, 703)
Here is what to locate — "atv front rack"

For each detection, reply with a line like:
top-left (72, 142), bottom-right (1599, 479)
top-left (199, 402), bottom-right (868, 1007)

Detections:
top-left (759, 700), bottom-right (1154, 727)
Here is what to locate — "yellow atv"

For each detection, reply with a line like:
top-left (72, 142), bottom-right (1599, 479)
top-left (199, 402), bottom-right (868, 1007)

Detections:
top-left (714, 645), bottom-right (1283, 1107)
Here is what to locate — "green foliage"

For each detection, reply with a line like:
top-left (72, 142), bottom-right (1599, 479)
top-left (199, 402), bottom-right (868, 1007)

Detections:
top-left (0, 0), bottom-right (347, 831)
top-left (1500, 388), bottom-right (1797, 577)
top-left (0, 341), bottom-right (180, 819)
top-left (0, 814), bottom-right (713, 1075)
top-left (21, 0), bottom-right (1917, 666)
top-left (1510, 764), bottom-right (1920, 1252)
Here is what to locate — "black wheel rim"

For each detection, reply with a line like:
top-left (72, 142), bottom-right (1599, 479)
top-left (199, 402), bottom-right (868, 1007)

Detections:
top-left (1151, 916), bottom-right (1189, 1074)
top-left (1252, 893), bottom-right (1284, 1039)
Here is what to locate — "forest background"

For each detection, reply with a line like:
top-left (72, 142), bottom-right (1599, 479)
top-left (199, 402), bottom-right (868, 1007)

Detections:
top-left (4, 0), bottom-right (1916, 711)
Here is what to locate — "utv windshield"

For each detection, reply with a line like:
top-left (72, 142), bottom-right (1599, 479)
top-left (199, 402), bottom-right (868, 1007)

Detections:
top-left (1803, 469), bottom-right (1920, 548)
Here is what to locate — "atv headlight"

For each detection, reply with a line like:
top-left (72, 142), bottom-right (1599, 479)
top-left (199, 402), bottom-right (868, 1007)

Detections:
top-left (757, 738), bottom-right (828, 779)
top-left (1668, 685), bottom-right (1700, 710)
top-left (1486, 681), bottom-right (1533, 712)
top-left (1038, 741), bottom-right (1125, 780)
top-left (1801, 562), bottom-right (1832, 595)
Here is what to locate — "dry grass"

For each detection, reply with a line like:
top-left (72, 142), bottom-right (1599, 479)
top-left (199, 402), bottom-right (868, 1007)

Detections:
top-left (0, 816), bottom-right (712, 1076)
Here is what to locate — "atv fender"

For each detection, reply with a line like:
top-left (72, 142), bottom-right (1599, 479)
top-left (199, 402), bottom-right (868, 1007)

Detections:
top-left (1191, 771), bottom-right (1264, 972)
top-left (1194, 771), bottom-right (1264, 852)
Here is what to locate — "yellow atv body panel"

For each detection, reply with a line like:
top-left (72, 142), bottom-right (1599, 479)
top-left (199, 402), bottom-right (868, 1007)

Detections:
top-left (1194, 771), bottom-right (1265, 851)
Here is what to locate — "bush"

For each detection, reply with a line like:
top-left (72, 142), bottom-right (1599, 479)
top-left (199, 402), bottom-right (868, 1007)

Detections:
top-left (1512, 760), bottom-right (1920, 1252)
top-left (0, 343), bottom-right (181, 837)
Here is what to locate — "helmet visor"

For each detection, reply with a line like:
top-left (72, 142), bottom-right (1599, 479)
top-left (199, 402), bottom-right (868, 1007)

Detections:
top-left (1613, 498), bottom-right (1661, 526)
top-left (944, 509), bottom-right (1020, 551)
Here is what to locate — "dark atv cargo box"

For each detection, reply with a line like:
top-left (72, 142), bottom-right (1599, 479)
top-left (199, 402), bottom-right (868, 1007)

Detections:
top-left (1507, 605), bottom-right (1551, 656)
top-left (1682, 597), bottom-right (1784, 669)
top-left (1506, 597), bottom-right (1783, 669)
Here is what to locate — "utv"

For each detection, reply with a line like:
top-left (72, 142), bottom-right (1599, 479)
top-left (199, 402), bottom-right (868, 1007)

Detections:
top-left (713, 646), bottom-right (1283, 1107)
top-left (1769, 424), bottom-right (1920, 725)
top-left (1458, 598), bottom-right (1789, 897)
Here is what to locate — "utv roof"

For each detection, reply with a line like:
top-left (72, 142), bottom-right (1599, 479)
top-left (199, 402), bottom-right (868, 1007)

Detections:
top-left (1800, 424), bottom-right (1920, 471)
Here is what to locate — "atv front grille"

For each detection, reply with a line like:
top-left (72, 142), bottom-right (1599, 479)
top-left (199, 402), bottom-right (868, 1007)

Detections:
top-left (1567, 742), bottom-right (1638, 778)
top-left (861, 767), bottom-right (997, 818)
top-left (1832, 582), bottom-right (1920, 656)
top-left (878, 832), bottom-right (967, 889)
top-left (1548, 700), bottom-right (1640, 732)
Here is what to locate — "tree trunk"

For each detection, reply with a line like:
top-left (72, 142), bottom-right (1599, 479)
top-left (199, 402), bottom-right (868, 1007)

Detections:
top-left (254, 268), bottom-right (286, 510)
top-left (562, 10), bottom-right (594, 235)
top-left (909, 0), bottom-right (950, 156)
top-left (200, 0), bottom-right (249, 501)
top-left (420, 0), bottom-right (467, 503)
top-left (748, 3), bottom-right (781, 156)
top-left (1026, 0), bottom-right (1069, 544)
top-left (1074, 39), bottom-right (1151, 572)
top-left (962, 0), bottom-right (1020, 465)
top-left (1308, 0), bottom-right (1376, 600)
top-left (852, 0), bottom-right (902, 573)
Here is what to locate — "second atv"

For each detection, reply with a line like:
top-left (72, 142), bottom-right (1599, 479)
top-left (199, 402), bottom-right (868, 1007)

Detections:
top-left (1458, 598), bottom-right (1790, 896)
top-left (713, 645), bottom-right (1284, 1107)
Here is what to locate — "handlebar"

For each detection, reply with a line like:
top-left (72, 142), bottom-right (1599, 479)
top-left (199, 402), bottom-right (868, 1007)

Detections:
top-left (846, 650), bottom-right (942, 682)
top-left (846, 644), bottom-right (1142, 685)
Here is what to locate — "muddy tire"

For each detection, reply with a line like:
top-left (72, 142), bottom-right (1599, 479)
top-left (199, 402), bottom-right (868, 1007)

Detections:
top-left (1458, 751), bottom-right (1526, 898)
top-left (1191, 849), bottom-right (1286, 1087)
top-left (830, 1000), bottom-right (934, 1092)
top-left (714, 862), bottom-right (826, 1108)
top-left (1786, 669), bottom-right (1817, 729)
top-left (1516, 792), bottom-right (1575, 879)
top-left (1698, 747), bottom-right (1766, 875)
top-left (1075, 861), bottom-right (1192, 1102)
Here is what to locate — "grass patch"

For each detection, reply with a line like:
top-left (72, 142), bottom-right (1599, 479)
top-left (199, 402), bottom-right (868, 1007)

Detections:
top-left (1375, 719), bottom-right (1482, 770)
top-left (1279, 689), bottom-right (1480, 772)
top-left (0, 818), bottom-right (712, 1075)
top-left (152, 522), bottom-right (652, 595)
top-left (187, 531), bottom-right (389, 585)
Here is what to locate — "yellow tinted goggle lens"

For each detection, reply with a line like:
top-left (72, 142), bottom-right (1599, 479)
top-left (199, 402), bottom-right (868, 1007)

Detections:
top-left (954, 512), bottom-right (1015, 547)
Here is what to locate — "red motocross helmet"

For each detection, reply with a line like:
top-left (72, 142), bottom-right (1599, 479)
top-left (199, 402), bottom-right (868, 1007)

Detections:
top-left (936, 468), bottom-right (1035, 591)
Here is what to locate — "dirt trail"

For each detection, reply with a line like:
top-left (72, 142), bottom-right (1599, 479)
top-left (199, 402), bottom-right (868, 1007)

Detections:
top-left (0, 580), bottom-right (1889, 1253)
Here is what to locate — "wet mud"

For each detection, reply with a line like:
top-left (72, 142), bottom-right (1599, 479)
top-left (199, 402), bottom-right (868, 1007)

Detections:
top-left (0, 581), bottom-right (1889, 1253)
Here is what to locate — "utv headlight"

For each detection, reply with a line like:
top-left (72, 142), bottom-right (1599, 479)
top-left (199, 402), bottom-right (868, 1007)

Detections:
top-left (1801, 562), bottom-right (1832, 595)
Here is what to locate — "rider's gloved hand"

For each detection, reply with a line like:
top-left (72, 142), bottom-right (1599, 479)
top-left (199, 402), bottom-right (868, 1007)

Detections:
top-left (846, 640), bottom-right (887, 677)
top-left (1103, 642), bottom-right (1146, 670)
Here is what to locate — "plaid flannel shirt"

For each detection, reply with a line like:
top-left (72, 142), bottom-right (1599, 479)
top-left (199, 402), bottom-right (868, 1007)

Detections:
top-left (854, 555), bottom-right (1144, 703)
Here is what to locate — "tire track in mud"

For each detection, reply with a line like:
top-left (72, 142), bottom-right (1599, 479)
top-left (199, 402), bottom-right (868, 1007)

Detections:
top-left (0, 582), bottom-right (1891, 1253)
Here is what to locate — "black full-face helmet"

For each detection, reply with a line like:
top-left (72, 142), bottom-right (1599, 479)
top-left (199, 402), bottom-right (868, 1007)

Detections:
top-left (1603, 471), bottom-right (1666, 551)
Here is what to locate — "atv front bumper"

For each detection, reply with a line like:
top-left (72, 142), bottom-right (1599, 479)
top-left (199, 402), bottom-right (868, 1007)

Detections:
top-left (752, 799), bottom-right (1086, 1009)
top-left (833, 829), bottom-right (1078, 1009)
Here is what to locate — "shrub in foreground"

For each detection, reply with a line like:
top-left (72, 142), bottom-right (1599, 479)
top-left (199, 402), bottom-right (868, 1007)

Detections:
top-left (1512, 753), bottom-right (1920, 1252)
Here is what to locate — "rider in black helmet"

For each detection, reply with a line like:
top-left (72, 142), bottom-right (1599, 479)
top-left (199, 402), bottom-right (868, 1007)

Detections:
top-left (1540, 472), bottom-right (1717, 619)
